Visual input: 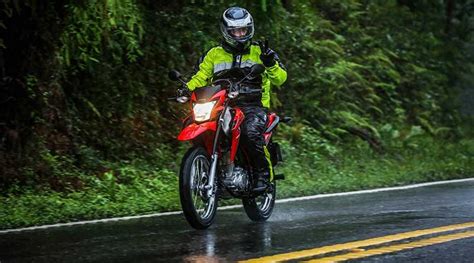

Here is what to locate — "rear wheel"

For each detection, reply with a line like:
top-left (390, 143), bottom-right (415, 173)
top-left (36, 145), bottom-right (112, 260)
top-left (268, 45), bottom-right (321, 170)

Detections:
top-left (242, 182), bottom-right (276, 221)
top-left (179, 147), bottom-right (217, 229)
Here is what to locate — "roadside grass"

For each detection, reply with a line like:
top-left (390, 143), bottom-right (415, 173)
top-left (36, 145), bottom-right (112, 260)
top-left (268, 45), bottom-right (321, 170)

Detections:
top-left (278, 124), bottom-right (474, 197)
top-left (1, 128), bottom-right (473, 230)
top-left (278, 138), bottom-right (473, 198)
top-left (0, 163), bottom-right (180, 230)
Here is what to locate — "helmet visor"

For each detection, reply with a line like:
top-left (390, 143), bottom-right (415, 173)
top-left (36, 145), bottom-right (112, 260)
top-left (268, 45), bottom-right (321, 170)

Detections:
top-left (227, 26), bottom-right (251, 40)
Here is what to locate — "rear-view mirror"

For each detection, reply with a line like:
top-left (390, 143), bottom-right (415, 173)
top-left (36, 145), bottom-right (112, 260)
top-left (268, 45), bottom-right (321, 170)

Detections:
top-left (168, 70), bottom-right (182, 81)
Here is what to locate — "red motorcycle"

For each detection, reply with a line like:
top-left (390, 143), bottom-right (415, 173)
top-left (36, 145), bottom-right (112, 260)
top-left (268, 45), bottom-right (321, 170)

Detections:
top-left (169, 64), bottom-right (289, 229)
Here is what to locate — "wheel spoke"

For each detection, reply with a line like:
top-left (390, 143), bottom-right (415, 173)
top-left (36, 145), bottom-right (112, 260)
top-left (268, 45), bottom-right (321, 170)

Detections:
top-left (194, 191), bottom-right (199, 210)
top-left (254, 185), bottom-right (274, 212)
top-left (193, 162), bottom-right (201, 209)
top-left (192, 159), bottom-right (199, 208)
top-left (199, 159), bottom-right (208, 216)
top-left (188, 155), bottom-right (215, 219)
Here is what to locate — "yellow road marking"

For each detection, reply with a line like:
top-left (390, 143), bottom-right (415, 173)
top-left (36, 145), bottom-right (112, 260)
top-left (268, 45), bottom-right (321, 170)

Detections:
top-left (305, 230), bottom-right (474, 262)
top-left (239, 222), bottom-right (474, 263)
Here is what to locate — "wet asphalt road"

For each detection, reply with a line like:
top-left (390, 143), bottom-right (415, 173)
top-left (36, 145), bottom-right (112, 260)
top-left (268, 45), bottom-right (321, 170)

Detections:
top-left (1, 180), bottom-right (474, 262)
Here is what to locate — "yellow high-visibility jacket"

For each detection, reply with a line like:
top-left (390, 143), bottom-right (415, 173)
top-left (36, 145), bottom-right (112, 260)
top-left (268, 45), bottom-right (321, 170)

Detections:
top-left (187, 44), bottom-right (287, 108)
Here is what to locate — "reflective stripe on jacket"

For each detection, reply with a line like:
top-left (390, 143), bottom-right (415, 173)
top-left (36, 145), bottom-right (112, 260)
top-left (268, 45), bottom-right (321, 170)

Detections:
top-left (187, 44), bottom-right (287, 108)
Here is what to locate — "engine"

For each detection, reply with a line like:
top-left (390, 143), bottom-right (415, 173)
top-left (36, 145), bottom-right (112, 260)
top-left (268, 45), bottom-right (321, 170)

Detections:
top-left (222, 166), bottom-right (250, 194)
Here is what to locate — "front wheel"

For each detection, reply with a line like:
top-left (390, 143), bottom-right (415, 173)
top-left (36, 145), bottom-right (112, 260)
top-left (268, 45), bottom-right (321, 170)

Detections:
top-left (179, 147), bottom-right (217, 229)
top-left (242, 182), bottom-right (276, 221)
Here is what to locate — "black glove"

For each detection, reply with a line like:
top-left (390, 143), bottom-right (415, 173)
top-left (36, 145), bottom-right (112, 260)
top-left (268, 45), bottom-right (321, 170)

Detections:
top-left (259, 39), bottom-right (276, 67)
top-left (177, 86), bottom-right (189, 97)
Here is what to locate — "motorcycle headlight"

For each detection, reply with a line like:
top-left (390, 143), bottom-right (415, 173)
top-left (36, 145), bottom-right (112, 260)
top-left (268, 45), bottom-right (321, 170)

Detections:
top-left (193, 101), bottom-right (217, 122)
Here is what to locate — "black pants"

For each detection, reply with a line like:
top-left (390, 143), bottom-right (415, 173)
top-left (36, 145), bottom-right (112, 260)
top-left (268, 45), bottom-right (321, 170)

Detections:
top-left (240, 106), bottom-right (272, 175)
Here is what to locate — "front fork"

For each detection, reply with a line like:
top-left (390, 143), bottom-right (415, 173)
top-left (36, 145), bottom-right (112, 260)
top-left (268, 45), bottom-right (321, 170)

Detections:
top-left (205, 153), bottom-right (219, 198)
top-left (205, 104), bottom-right (228, 198)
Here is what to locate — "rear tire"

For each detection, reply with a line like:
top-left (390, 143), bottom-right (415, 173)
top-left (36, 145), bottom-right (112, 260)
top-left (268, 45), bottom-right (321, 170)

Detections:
top-left (242, 181), bottom-right (276, 221)
top-left (179, 147), bottom-right (217, 229)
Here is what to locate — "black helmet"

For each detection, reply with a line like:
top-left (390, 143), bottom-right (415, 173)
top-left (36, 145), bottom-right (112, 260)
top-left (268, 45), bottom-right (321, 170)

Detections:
top-left (220, 7), bottom-right (254, 52)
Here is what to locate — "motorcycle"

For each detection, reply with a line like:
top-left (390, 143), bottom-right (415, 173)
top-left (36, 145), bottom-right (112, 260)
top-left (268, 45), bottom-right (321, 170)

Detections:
top-left (168, 64), bottom-right (290, 229)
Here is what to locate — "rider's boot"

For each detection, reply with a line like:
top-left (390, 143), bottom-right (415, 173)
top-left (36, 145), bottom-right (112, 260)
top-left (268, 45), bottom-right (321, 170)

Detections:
top-left (252, 169), bottom-right (271, 193)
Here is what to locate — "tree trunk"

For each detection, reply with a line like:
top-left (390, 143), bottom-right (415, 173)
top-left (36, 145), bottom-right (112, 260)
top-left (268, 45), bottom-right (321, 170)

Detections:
top-left (281, 0), bottom-right (293, 11)
top-left (445, 0), bottom-right (456, 34)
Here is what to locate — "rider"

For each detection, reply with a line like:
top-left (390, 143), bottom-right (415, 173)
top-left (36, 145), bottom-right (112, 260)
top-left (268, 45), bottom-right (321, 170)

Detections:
top-left (186, 7), bottom-right (287, 189)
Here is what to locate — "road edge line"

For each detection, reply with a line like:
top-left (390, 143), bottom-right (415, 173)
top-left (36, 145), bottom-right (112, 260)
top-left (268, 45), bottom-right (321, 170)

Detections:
top-left (1, 177), bottom-right (473, 234)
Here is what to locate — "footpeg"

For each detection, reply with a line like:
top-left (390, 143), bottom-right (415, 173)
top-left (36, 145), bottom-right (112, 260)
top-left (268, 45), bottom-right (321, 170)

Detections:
top-left (281, 116), bottom-right (292, 123)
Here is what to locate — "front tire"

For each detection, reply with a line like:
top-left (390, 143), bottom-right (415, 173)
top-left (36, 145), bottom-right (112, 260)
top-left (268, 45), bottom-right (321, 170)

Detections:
top-left (179, 147), bottom-right (217, 229)
top-left (242, 182), bottom-right (276, 221)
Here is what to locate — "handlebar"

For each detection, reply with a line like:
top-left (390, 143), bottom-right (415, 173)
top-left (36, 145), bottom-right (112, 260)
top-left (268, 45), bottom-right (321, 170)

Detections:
top-left (168, 87), bottom-right (191, 103)
top-left (168, 64), bottom-right (265, 103)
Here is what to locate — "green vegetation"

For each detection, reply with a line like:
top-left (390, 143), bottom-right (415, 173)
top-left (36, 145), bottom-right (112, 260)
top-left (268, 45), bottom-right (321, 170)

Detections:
top-left (277, 124), bottom-right (474, 197)
top-left (1, 1), bottom-right (473, 229)
top-left (1, 133), bottom-right (472, 229)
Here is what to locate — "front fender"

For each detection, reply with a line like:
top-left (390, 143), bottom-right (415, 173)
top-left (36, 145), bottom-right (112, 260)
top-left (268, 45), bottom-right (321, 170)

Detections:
top-left (177, 122), bottom-right (217, 141)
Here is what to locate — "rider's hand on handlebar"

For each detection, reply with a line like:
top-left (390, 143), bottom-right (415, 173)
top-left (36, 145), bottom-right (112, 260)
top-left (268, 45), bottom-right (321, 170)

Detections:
top-left (177, 87), bottom-right (189, 97)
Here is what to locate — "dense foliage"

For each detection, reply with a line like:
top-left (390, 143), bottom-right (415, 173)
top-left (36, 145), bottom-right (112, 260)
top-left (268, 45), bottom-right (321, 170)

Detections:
top-left (0, 0), bottom-right (473, 225)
